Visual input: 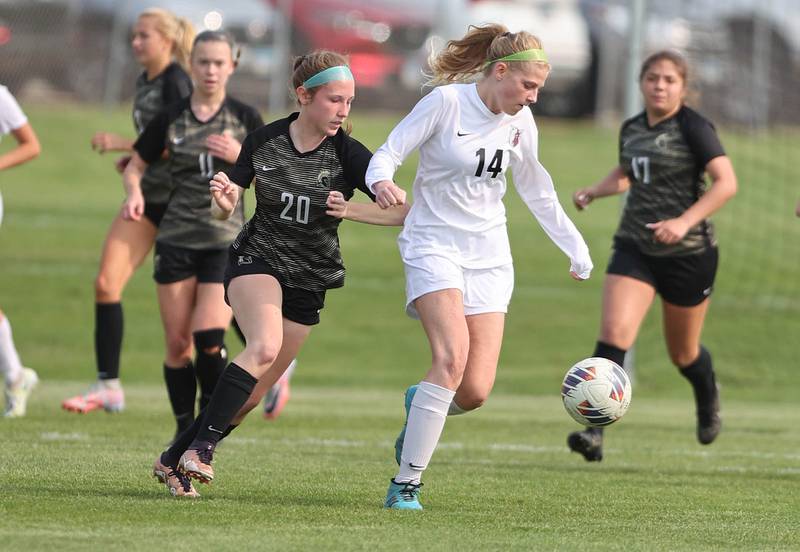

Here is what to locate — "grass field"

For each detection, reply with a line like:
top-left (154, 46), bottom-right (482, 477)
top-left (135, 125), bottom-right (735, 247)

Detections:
top-left (1, 104), bottom-right (799, 550)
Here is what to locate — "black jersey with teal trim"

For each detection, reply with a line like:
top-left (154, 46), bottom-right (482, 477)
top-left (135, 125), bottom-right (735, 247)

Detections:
top-left (133, 62), bottom-right (192, 205)
top-left (226, 112), bottom-right (375, 291)
top-left (134, 96), bottom-right (263, 250)
top-left (616, 105), bottom-right (725, 257)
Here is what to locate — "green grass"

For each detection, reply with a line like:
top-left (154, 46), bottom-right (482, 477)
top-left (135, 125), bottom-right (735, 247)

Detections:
top-left (1, 104), bottom-right (799, 550)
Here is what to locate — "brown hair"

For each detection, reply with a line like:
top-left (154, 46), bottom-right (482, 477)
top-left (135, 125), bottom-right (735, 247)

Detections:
top-left (427, 23), bottom-right (549, 85)
top-left (291, 50), bottom-right (351, 97)
top-left (639, 50), bottom-right (689, 84)
top-left (192, 30), bottom-right (241, 67)
top-left (139, 8), bottom-right (195, 72)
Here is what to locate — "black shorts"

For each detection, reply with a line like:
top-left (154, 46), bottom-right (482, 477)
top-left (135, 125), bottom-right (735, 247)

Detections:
top-left (153, 242), bottom-right (228, 284)
top-left (143, 202), bottom-right (168, 227)
top-left (607, 239), bottom-right (719, 307)
top-left (224, 250), bottom-right (326, 326)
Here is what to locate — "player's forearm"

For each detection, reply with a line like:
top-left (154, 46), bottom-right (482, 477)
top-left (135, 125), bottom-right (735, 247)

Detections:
top-left (343, 201), bottom-right (409, 226)
top-left (0, 141), bottom-right (40, 171)
top-left (122, 154), bottom-right (147, 197)
top-left (589, 166), bottom-right (630, 199)
top-left (679, 157), bottom-right (737, 228)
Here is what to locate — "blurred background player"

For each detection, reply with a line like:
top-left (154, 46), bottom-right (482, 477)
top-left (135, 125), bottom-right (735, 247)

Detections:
top-left (63, 8), bottom-right (194, 414)
top-left (0, 84), bottom-right (41, 418)
top-left (152, 51), bottom-right (407, 496)
top-left (569, 50), bottom-right (737, 462)
top-left (366, 24), bottom-right (593, 510)
top-left (124, 29), bottom-right (263, 448)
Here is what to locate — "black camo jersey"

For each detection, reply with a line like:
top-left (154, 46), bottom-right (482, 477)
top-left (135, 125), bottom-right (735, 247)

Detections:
top-left (133, 63), bottom-right (192, 205)
top-left (616, 105), bottom-right (726, 257)
top-left (226, 112), bottom-right (375, 291)
top-left (135, 96), bottom-right (263, 249)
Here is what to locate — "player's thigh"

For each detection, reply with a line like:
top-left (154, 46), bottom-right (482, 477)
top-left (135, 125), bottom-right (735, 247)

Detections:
top-left (415, 288), bottom-right (470, 386)
top-left (456, 312), bottom-right (505, 407)
top-left (156, 278), bottom-right (197, 353)
top-left (97, 212), bottom-right (157, 286)
top-left (661, 299), bottom-right (710, 366)
top-left (191, 283), bottom-right (232, 332)
top-left (598, 274), bottom-right (656, 349)
top-left (228, 274), bottom-right (284, 367)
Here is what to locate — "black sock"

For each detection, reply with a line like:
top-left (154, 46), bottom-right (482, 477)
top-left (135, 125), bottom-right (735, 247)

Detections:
top-left (230, 317), bottom-right (246, 346)
top-left (585, 342), bottom-right (627, 437)
top-left (163, 407), bottom-right (206, 467)
top-left (96, 302), bottom-right (123, 380)
top-left (593, 341), bottom-right (626, 368)
top-left (193, 328), bottom-right (227, 410)
top-left (679, 346), bottom-right (716, 407)
top-left (189, 362), bottom-right (257, 448)
top-left (164, 362), bottom-right (196, 430)
top-left (220, 423), bottom-right (239, 442)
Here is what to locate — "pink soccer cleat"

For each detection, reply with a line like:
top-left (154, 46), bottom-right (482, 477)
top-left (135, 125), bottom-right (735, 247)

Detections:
top-left (62, 381), bottom-right (125, 414)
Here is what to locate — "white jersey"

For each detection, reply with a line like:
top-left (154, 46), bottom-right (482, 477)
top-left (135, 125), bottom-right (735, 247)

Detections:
top-left (366, 83), bottom-right (592, 277)
top-left (0, 86), bottom-right (27, 137)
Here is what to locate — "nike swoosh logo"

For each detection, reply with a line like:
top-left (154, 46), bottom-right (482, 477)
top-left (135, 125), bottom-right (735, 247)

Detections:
top-left (208, 425), bottom-right (224, 434)
top-left (457, 131), bottom-right (471, 137)
top-left (408, 463), bottom-right (425, 469)
top-left (261, 166), bottom-right (277, 172)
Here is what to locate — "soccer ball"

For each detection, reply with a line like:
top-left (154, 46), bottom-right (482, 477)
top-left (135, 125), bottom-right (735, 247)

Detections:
top-left (561, 357), bottom-right (632, 427)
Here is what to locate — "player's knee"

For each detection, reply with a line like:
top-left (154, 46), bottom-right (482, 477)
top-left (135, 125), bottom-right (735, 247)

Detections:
top-left (165, 332), bottom-right (192, 361)
top-left (246, 340), bottom-right (281, 368)
top-left (432, 349), bottom-right (467, 384)
top-left (94, 272), bottom-right (121, 302)
top-left (193, 328), bottom-right (226, 355)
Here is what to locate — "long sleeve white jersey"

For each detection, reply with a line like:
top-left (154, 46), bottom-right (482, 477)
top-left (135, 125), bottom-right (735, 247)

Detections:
top-left (365, 83), bottom-right (592, 278)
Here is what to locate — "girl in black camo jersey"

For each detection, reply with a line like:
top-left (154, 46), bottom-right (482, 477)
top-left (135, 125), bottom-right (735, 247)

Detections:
top-left (63, 8), bottom-right (194, 415)
top-left (568, 51), bottom-right (738, 461)
top-left (124, 31), bottom-right (263, 460)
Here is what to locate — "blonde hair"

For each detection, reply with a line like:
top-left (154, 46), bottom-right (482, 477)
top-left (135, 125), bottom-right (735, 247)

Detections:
top-left (427, 23), bottom-right (549, 85)
top-left (139, 8), bottom-right (195, 72)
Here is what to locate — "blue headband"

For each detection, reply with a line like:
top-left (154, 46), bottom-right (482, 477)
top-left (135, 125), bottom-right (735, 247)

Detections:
top-left (302, 65), bottom-right (354, 89)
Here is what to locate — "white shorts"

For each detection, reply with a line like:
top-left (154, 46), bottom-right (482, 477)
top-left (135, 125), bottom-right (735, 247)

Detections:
top-left (403, 255), bottom-right (514, 319)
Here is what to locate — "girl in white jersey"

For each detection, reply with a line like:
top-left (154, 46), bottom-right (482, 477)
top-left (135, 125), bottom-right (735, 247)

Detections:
top-left (0, 85), bottom-right (41, 417)
top-left (366, 24), bottom-right (593, 510)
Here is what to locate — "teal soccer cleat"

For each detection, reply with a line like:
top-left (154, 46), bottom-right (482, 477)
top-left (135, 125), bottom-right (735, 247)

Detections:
top-left (394, 384), bottom-right (418, 465)
top-left (384, 479), bottom-right (423, 510)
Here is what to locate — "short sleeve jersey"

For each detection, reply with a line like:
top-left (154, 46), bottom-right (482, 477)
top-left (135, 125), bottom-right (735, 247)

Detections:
top-left (0, 85), bottom-right (27, 136)
top-left (135, 96), bottom-right (263, 250)
top-left (616, 105), bottom-right (725, 257)
top-left (226, 112), bottom-right (375, 291)
top-left (133, 63), bottom-right (193, 205)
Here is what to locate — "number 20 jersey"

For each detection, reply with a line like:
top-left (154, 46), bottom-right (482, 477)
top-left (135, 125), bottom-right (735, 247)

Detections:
top-left (366, 83), bottom-right (591, 277)
top-left (225, 113), bottom-right (375, 292)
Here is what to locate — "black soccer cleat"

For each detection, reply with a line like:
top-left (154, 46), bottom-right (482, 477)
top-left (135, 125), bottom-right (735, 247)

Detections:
top-left (696, 383), bottom-right (721, 445)
top-left (567, 429), bottom-right (604, 462)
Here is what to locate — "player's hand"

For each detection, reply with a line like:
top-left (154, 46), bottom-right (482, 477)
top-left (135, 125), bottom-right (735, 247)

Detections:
top-left (121, 191), bottom-right (144, 221)
top-left (206, 133), bottom-right (241, 164)
top-left (91, 132), bottom-right (122, 154)
top-left (115, 155), bottom-right (132, 174)
top-left (326, 190), bottom-right (348, 219)
top-left (646, 218), bottom-right (690, 244)
top-left (209, 171), bottom-right (237, 213)
top-left (572, 187), bottom-right (594, 210)
top-left (373, 180), bottom-right (406, 209)
top-left (795, 200), bottom-right (800, 218)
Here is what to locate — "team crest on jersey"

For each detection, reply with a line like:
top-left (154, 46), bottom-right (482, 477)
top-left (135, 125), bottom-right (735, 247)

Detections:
top-left (655, 132), bottom-right (672, 150)
top-left (317, 169), bottom-right (331, 188)
top-left (509, 126), bottom-right (522, 147)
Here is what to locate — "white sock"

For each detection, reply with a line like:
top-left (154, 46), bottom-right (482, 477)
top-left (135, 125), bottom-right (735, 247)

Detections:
top-left (0, 316), bottom-right (23, 386)
top-left (448, 399), bottom-right (468, 416)
top-left (395, 381), bottom-right (455, 484)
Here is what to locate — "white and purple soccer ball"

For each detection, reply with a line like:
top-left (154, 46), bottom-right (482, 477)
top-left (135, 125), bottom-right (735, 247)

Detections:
top-left (561, 357), bottom-right (632, 427)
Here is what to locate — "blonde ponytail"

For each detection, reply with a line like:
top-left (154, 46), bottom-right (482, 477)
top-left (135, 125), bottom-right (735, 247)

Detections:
top-left (138, 8), bottom-right (196, 72)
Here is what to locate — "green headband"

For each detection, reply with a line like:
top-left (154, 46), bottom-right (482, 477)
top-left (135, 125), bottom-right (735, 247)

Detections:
top-left (302, 65), bottom-right (354, 89)
top-left (486, 48), bottom-right (548, 67)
